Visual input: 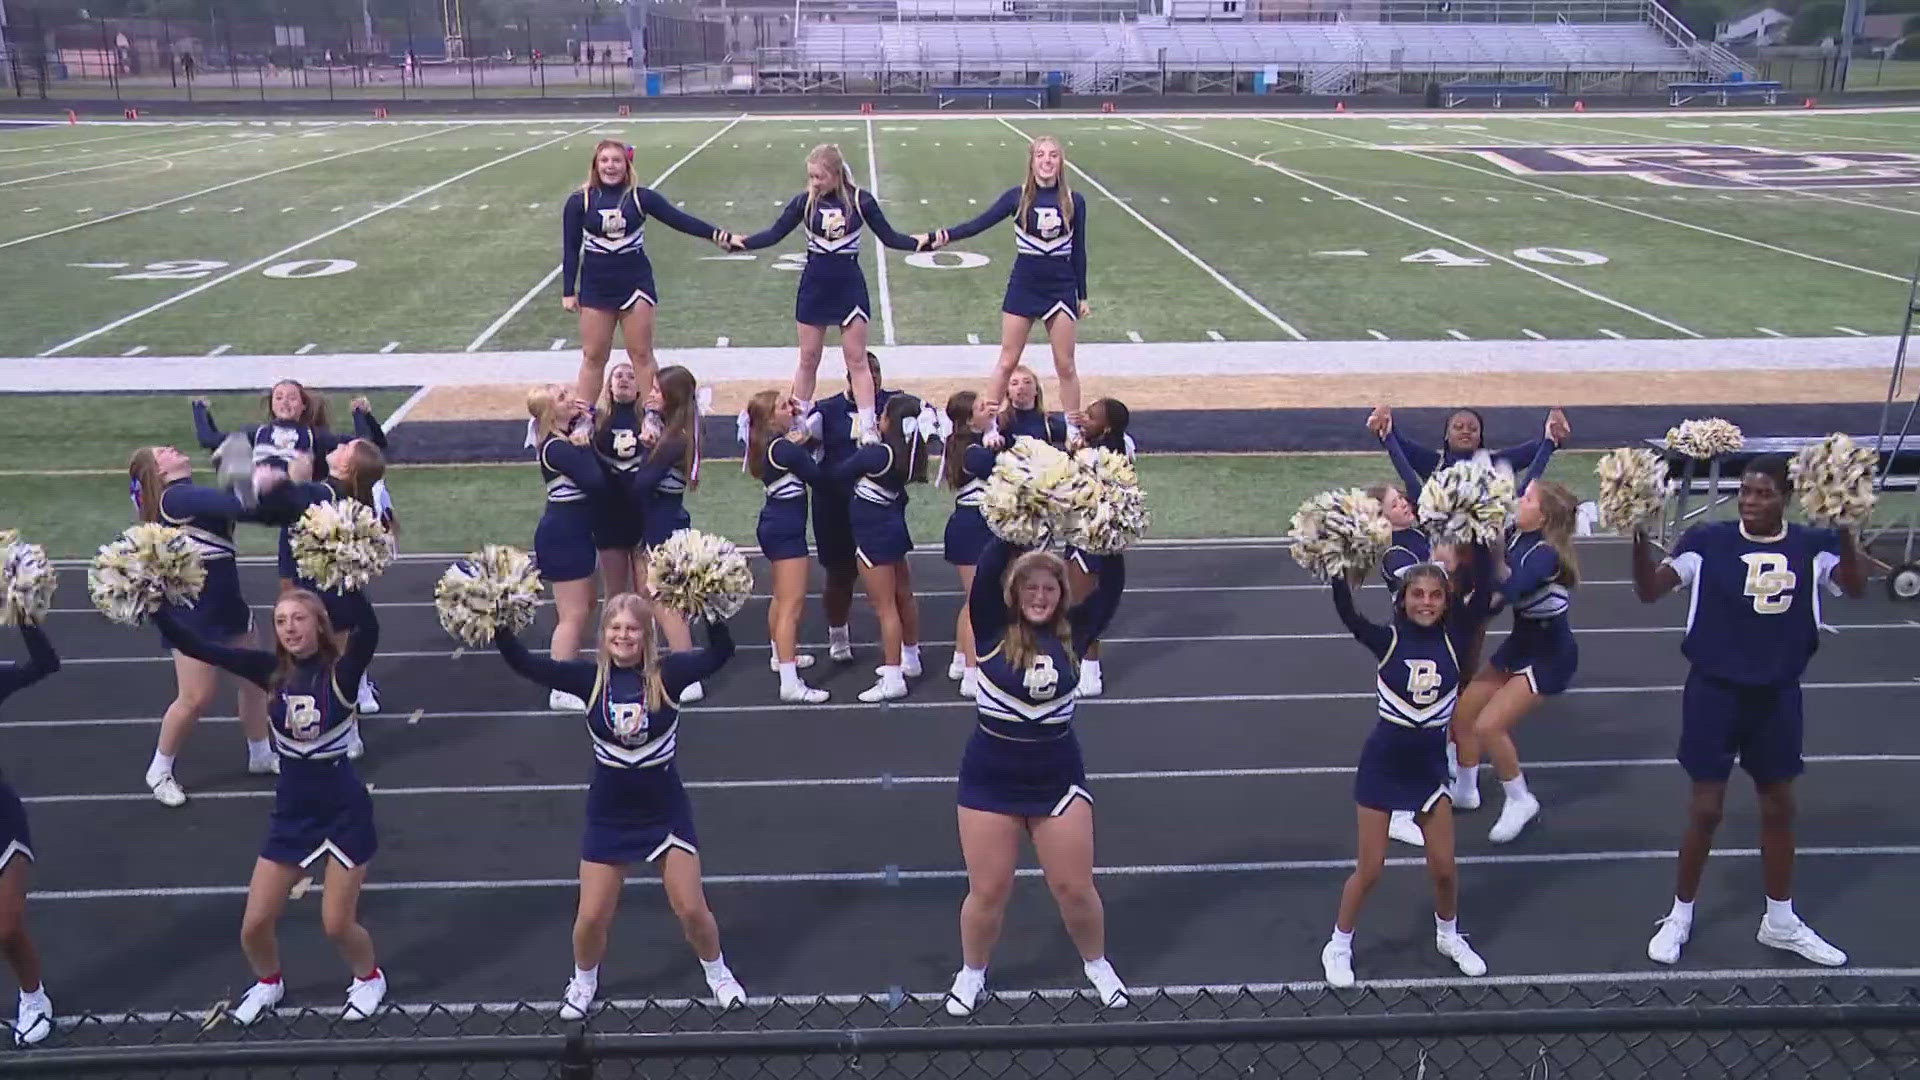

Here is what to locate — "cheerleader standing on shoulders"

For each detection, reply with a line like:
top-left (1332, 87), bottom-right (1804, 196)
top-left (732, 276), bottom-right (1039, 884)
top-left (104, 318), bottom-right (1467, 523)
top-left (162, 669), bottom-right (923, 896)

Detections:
top-left (1062, 398), bottom-right (1132, 699)
top-left (528, 385), bottom-right (610, 713)
top-left (833, 394), bottom-right (929, 703)
top-left (1632, 455), bottom-right (1863, 968)
top-left (1001, 366), bottom-right (1069, 446)
top-left (1322, 556), bottom-right (1492, 987)
top-left (154, 584), bottom-right (387, 1025)
top-left (744, 390), bottom-right (830, 703)
top-left (128, 446), bottom-right (276, 808)
top-left (1365, 405), bottom-right (1565, 484)
top-left (561, 139), bottom-right (733, 405)
top-left (735, 144), bottom-right (921, 442)
top-left (623, 366), bottom-right (706, 704)
top-left (0, 624), bottom-right (58, 1044)
top-left (592, 359), bottom-right (651, 598)
top-left (947, 537), bottom-right (1127, 1016)
top-left (812, 357), bottom-right (899, 664)
top-left (926, 136), bottom-right (1089, 443)
top-left (941, 391), bottom-right (998, 699)
top-left (492, 594), bottom-right (745, 1016)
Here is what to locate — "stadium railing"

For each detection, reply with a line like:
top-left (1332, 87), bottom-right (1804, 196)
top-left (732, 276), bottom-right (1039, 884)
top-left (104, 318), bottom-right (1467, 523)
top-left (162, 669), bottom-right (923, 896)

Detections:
top-left (12, 982), bottom-right (1919, 1078)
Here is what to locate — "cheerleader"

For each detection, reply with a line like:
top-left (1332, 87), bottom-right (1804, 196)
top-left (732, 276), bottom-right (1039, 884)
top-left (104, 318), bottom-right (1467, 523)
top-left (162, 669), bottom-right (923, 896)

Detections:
top-left (1002, 365), bottom-right (1068, 446)
top-left (1451, 465), bottom-right (1581, 844)
top-left (591, 359), bottom-right (650, 598)
top-left (1366, 405), bottom-right (1567, 484)
top-left (127, 446), bottom-right (276, 808)
top-left (832, 394), bottom-right (928, 703)
top-left (492, 595), bottom-right (745, 1016)
top-left (735, 144), bottom-right (920, 443)
top-left (940, 390), bottom-right (998, 699)
top-left (623, 366), bottom-right (706, 704)
top-left (527, 384), bottom-right (608, 713)
top-left (812, 356), bottom-right (899, 663)
top-left (0, 624), bottom-right (57, 1045)
top-left (1322, 558), bottom-right (1492, 988)
top-left (1062, 397), bottom-right (1132, 699)
top-left (561, 139), bottom-right (733, 406)
top-left (926, 136), bottom-right (1089, 444)
top-left (946, 537), bottom-right (1127, 1017)
top-left (1632, 456), bottom-right (1864, 968)
top-left (153, 586), bottom-right (387, 1025)
top-left (744, 390), bottom-right (828, 703)
top-left (1359, 477), bottom-right (1436, 850)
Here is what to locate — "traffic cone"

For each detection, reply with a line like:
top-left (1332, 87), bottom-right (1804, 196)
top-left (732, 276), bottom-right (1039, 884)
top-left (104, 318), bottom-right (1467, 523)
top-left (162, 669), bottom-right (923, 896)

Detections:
top-left (1803, 97), bottom-right (1817, 108)
top-left (1573, 99), bottom-right (1586, 112)
top-left (1335, 100), bottom-right (1347, 113)
top-left (66, 109), bottom-right (77, 125)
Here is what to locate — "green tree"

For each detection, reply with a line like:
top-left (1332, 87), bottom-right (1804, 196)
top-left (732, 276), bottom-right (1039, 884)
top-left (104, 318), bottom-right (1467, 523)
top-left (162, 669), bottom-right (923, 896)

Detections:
top-left (1787, 0), bottom-right (1843, 42)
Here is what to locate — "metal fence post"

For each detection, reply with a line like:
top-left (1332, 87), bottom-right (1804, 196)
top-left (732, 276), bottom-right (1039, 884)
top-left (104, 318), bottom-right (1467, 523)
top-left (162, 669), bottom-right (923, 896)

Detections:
top-left (559, 1031), bottom-right (595, 1079)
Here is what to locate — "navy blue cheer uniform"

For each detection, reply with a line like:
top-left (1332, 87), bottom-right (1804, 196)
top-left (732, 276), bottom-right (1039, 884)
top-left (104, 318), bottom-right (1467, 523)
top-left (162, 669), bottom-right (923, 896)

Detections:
top-left (812, 389), bottom-right (897, 572)
top-left (562, 183), bottom-right (725, 311)
top-left (1005, 407), bottom-right (1067, 446)
top-left (535, 434), bottom-right (609, 583)
top-left (758, 437), bottom-right (822, 562)
top-left (1380, 426), bottom-right (1547, 486)
top-left (0, 626), bottom-right (59, 873)
top-left (157, 592), bottom-right (381, 869)
top-left (624, 435), bottom-right (694, 550)
top-left (741, 189), bottom-right (917, 327)
top-left (959, 540), bottom-right (1125, 818)
top-left (592, 402), bottom-right (648, 551)
top-left (1333, 573), bottom-right (1490, 813)
top-left (153, 478), bottom-right (257, 643)
top-left (943, 443), bottom-right (997, 567)
top-left (1062, 432), bottom-right (1135, 586)
top-left (256, 479), bottom-right (377, 635)
top-left (494, 623), bottom-right (734, 864)
top-left (1486, 529), bottom-right (1578, 696)
top-left (834, 442), bottom-right (912, 568)
top-left (942, 186), bottom-right (1089, 322)
top-left (1666, 523), bottom-right (1843, 784)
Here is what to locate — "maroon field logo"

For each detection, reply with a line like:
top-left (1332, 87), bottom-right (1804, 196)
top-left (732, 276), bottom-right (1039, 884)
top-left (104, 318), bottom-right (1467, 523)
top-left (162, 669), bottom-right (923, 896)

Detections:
top-left (1451, 144), bottom-right (1920, 189)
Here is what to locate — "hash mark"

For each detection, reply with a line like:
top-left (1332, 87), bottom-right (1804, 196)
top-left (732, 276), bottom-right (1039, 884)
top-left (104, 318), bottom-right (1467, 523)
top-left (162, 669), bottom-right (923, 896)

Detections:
top-left (1834, 326), bottom-right (1868, 336)
top-left (1126, 330), bottom-right (1144, 343)
top-left (967, 333), bottom-right (981, 345)
top-left (121, 345), bottom-right (147, 357)
top-left (1756, 327), bottom-right (1785, 338)
top-left (716, 336), bottom-right (730, 347)
top-left (208, 344), bottom-right (232, 356)
top-left (1367, 330), bottom-right (1390, 341)
top-left (379, 341), bottom-right (399, 354)
top-left (1521, 329), bottom-right (1545, 341)
top-left (1205, 330), bottom-right (1224, 341)
top-left (1446, 329), bottom-right (1470, 341)
top-left (550, 338), bottom-right (566, 351)
top-left (295, 343), bottom-right (317, 355)
top-left (1598, 329), bottom-right (1626, 340)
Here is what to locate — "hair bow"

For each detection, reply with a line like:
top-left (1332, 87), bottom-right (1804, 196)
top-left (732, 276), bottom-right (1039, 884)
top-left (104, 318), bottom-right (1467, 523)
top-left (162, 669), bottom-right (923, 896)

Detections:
top-left (128, 476), bottom-right (143, 511)
top-left (735, 408), bottom-right (753, 475)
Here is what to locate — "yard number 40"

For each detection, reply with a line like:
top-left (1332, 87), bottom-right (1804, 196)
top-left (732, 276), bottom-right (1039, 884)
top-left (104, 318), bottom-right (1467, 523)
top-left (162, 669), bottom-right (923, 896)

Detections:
top-left (1400, 247), bottom-right (1609, 267)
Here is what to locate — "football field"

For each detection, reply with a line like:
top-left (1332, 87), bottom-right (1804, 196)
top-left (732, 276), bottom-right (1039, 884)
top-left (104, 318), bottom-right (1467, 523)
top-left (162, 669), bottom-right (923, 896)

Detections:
top-left (0, 107), bottom-right (1917, 361)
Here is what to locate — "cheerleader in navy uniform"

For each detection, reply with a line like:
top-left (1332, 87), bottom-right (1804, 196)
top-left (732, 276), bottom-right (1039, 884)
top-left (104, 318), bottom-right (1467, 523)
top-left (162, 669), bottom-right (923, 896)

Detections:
top-left (1321, 558), bottom-right (1492, 988)
top-left (812, 356), bottom-right (899, 663)
top-left (622, 366), bottom-right (706, 704)
top-left (492, 594), bottom-right (745, 1017)
top-left (527, 384), bottom-right (609, 714)
top-left (1451, 457), bottom-right (1579, 845)
top-left (940, 390), bottom-right (998, 699)
top-left (1358, 476), bottom-right (1436, 849)
top-left (927, 136), bottom-right (1090, 444)
top-left (946, 537), bottom-right (1127, 1017)
top-left (0, 624), bottom-right (58, 1045)
top-left (1062, 397), bottom-right (1132, 699)
top-left (1002, 365), bottom-right (1068, 446)
top-left (735, 144), bottom-right (921, 443)
top-left (744, 390), bottom-right (829, 703)
top-left (154, 586), bottom-right (387, 1026)
top-left (1366, 404), bottom-right (1567, 485)
top-left (561, 139), bottom-right (733, 406)
top-left (592, 359), bottom-right (650, 598)
top-left (833, 394), bottom-right (928, 703)
top-left (1632, 455), bottom-right (1865, 968)
top-left (127, 446), bottom-right (276, 808)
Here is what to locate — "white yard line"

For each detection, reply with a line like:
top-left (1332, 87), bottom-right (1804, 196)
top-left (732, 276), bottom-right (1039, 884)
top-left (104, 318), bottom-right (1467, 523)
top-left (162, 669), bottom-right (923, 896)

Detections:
top-left (865, 116), bottom-right (898, 346)
top-left (41, 125), bottom-right (596, 358)
top-left (381, 385), bottom-right (435, 428)
top-left (0, 132), bottom-right (259, 187)
top-left (1140, 119), bottom-right (1701, 338)
top-left (463, 114), bottom-right (746, 353)
top-left (0, 125), bottom-right (458, 252)
top-left (0, 128), bottom-right (188, 155)
top-left (994, 116), bottom-right (1308, 341)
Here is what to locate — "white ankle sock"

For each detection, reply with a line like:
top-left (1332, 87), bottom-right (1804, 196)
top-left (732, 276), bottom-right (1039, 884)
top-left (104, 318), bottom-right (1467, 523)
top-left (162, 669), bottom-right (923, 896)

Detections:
top-left (1329, 927), bottom-right (1353, 948)
top-left (1765, 896), bottom-right (1796, 926)
top-left (902, 644), bottom-right (921, 667)
top-left (1435, 915), bottom-right (1458, 937)
top-left (777, 661), bottom-right (799, 690)
top-left (1501, 774), bottom-right (1530, 801)
top-left (700, 955), bottom-right (730, 978)
top-left (1082, 659), bottom-right (1102, 678)
top-left (1458, 764), bottom-right (1481, 788)
top-left (148, 750), bottom-right (175, 777)
top-left (1669, 897), bottom-right (1695, 924)
top-left (828, 625), bottom-right (850, 647)
top-left (574, 965), bottom-right (599, 987)
top-left (247, 738), bottom-right (271, 760)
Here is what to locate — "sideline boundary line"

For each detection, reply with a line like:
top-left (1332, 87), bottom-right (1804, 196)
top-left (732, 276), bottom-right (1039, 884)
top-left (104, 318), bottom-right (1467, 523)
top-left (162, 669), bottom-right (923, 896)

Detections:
top-left (866, 116), bottom-right (898, 347)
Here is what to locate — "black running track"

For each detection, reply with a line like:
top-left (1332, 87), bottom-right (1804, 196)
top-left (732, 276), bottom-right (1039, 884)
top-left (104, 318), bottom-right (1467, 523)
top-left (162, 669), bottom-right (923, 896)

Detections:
top-left (6, 540), bottom-right (1920, 1019)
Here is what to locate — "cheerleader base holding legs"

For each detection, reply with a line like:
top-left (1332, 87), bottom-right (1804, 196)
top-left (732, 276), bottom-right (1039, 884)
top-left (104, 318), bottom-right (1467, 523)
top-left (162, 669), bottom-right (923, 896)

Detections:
top-left (575, 301), bottom-right (657, 415)
top-left (234, 856), bottom-right (385, 1025)
top-left (794, 321), bottom-right (877, 438)
top-left (1323, 801), bottom-right (1484, 988)
top-left (566, 853), bottom-right (744, 1019)
top-left (986, 311), bottom-right (1082, 435)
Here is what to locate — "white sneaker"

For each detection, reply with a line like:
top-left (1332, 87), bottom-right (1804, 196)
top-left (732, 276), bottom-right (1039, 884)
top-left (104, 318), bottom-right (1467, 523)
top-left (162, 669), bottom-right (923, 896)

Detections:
top-left (705, 967), bottom-right (746, 1008)
top-left (1320, 940), bottom-right (1355, 989)
top-left (959, 669), bottom-right (979, 700)
top-left (1648, 916), bottom-right (1692, 965)
top-left (13, 988), bottom-right (51, 1046)
top-left (346, 727), bottom-right (366, 761)
top-left (1450, 775), bottom-right (1481, 811)
top-left (231, 980), bottom-right (284, 1026)
top-left (678, 682), bottom-right (706, 705)
top-left (559, 975), bottom-right (596, 1021)
top-left (829, 639), bottom-right (855, 663)
top-left (146, 769), bottom-right (187, 808)
top-left (947, 653), bottom-right (966, 680)
top-left (247, 753), bottom-right (280, 776)
top-left (1436, 930), bottom-right (1488, 977)
top-left (768, 654), bottom-right (815, 672)
top-left (1078, 664), bottom-right (1103, 698)
top-left (1083, 958), bottom-right (1129, 1008)
top-left (343, 969), bottom-right (387, 1021)
top-left (549, 689), bottom-right (586, 712)
top-left (901, 652), bottom-right (923, 679)
top-left (858, 669), bottom-right (908, 703)
top-left (1488, 793), bottom-right (1539, 844)
top-left (1388, 811), bottom-right (1425, 847)
top-left (1758, 916), bottom-right (1848, 967)
top-left (356, 675), bottom-right (381, 715)
top-left (945, 967), bottom-right (985, 1017)
top-left (780, 682), bottom-right (829, 704)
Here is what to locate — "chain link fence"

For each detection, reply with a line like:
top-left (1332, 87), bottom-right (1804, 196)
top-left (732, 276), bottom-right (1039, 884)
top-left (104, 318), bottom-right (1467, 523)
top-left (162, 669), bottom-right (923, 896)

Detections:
top-left (9, 981), bottom-right (1917, 1078)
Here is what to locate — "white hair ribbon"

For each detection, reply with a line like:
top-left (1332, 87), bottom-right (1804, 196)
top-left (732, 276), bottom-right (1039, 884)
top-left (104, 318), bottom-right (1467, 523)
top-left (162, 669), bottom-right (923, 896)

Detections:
top-left (523, 417), bottom-right (540, 449)
top-left (917, 402), bottom-right (942, 443)
top-left (900, 415), bottom-right (918, 438)
top-left (696, 386), bottom-right (714, 417)
top-left (1123, 432), bottom-right (1137, 460)
top-left (736, 408), bottom-right (753, 475)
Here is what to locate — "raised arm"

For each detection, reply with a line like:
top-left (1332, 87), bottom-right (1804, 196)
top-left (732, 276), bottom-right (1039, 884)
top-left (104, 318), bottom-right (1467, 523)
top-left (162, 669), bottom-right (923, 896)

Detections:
top-left (544, 437), bottom-right (610, 496)
top-left (154, 609), bottom-right (275, 688)
top-left (1825, 528), bottom-right (1868, 599)
top-left (0, 625), bottom-right (60, 704)
top-left (969, 538), bottom-right (1016, 645)
top-left (191, 399), bottom-right (229, 451)
top-left (561, 191), bottom-right (585, 299)
top-left (940, 187), bottom-right (1019, 245)
top-left (1071, 192), bottom-right (1089, 301)
top-left (637, 188), bottom-right (725, 244)
top-left (770, 436), bottom-right (823, 484)
top-left (859, 190), bottom-right (919, 252)
top-left (1068, 552), bottom-right (1125, 655)
top-left (660, 620), bottom-right (736, 700)
top-left (332, 590), bottom-right (380, 690)
top-left (1633, 528), bottom-right (1683, 603)
top-left (738, 194), bottom-right (805, 251)
top-left (352, 403), bottom-right (388, 449)
top-left (1447, 544), bottom-right (1498, 654)
top-left (1381, 428), bottom-right (1427, 499)
top-left (249, 478), bottom-right (334, 527)
top-left (1514, 436), bottom-right (1558, 497)
top-left (830, 442), bottom-right (890, 483)
top-left (623, 435), bottom-right (689, 498)
top-left (493, 627), bottom-right (598, 699)
top-left (159, 481), bottom-right (255, 525)
top-left (1331, 576), bottom-right (1394, 659)
top-left (1383, 427), bottom-right (1441, 484)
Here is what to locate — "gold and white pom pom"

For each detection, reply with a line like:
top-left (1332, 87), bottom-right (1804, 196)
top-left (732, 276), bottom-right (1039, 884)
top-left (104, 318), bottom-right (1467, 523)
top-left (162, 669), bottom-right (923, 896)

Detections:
top-left (88, 524), bottom-right (207, 627)
top-left (1665, 418), bottom-right (1745, 460)
top-left (1064, 447), bottom-right (1149, 555)
top-left (0, 531), bottom-right (58, 626)
top-left (646, 529), bottom-right (754, 623)
top-left (1594, 447), bottom-right (1668, 533)
top-left (1417, 459), bottom-right (1517, 547)
top-left (982, 436), bottom-right (1088, 549)
top-left (291, 499), bottom-right (395, 593)
top-left (1288, 488), bottom-right (1393, 582)
top-left (1791, 433), bottom-right (1879, 527)
top-left (434, 545), bottom-right (544, 647)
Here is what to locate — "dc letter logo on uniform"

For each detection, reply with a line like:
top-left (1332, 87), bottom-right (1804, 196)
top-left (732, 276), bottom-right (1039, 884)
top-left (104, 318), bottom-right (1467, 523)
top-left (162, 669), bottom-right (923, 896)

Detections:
top-left (1033, 206), bottom-right (1062, 240)
top-left (819, 207), bottom-right (847, 239)
top-left (609, 702), bottom-right (649, 743)
top-left (1023, 655), bottom-right (1060, 701)
top-left (599, 209), bottom-right (628, 240)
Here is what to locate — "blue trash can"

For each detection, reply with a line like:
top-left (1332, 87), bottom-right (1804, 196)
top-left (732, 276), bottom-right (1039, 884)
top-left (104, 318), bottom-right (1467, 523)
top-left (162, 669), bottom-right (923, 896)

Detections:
top-left (645, 71), bottom-right (662, 96)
